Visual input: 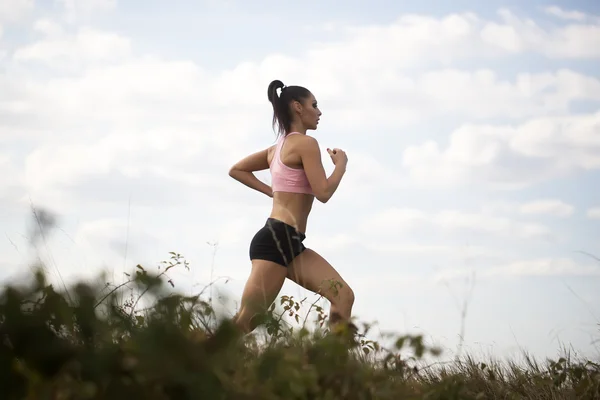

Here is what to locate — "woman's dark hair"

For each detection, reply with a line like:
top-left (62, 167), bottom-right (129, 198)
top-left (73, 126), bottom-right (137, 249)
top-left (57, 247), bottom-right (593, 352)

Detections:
top-left (267, 79), bottom-right (311, 137)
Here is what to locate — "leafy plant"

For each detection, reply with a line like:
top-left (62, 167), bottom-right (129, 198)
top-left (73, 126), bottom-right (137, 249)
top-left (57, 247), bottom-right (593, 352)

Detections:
top-left (0, 252), bottom-right (598, 400)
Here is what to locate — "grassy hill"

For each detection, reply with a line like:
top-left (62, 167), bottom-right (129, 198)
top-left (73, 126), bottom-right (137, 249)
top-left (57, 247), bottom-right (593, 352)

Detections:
top-left (0, 252), bottom-right (598, 400)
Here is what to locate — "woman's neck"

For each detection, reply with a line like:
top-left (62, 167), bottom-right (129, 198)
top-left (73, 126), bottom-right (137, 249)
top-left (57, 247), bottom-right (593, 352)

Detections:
top-left (288, 122), bottom-right (306, 135)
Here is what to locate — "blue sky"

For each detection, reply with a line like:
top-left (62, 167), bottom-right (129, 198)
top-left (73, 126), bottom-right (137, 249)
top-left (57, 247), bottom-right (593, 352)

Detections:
top-left (1, 0), bottom-right (599, 363)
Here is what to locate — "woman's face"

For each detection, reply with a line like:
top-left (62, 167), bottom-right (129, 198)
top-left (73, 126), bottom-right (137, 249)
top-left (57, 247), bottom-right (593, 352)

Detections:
top-left (297, 93), bottom-right (322, 130)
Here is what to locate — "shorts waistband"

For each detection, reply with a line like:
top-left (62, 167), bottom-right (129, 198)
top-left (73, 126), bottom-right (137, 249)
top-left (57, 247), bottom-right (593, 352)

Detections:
top-left (266, 218), bottom-right (306, 240)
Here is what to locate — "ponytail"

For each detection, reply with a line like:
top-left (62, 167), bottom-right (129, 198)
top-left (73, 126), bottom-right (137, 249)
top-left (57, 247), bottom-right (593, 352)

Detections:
top-left (267, 79), bottom-right (311, 138)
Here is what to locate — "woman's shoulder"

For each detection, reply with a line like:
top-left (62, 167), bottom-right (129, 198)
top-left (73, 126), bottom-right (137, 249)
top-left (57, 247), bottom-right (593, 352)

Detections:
top-left (266, 143), bottom-right (277, 165)
top-left (290, 133), bottom-right (319, 147)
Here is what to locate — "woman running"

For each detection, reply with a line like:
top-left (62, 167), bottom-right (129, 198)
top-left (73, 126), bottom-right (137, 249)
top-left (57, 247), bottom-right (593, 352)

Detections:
top-left (228, 79), bottom-right (355, 335)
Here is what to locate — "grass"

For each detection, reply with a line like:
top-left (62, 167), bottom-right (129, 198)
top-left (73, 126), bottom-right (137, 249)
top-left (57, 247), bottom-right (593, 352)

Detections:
top-left (0, 250), bottom-right (599, 400)
top-left (0, 206), bottom-right (597, 399)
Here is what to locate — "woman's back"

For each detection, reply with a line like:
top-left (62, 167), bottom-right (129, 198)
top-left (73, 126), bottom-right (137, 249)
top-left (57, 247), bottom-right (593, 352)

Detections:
top-left (268, 133), bottom-right (316, 233)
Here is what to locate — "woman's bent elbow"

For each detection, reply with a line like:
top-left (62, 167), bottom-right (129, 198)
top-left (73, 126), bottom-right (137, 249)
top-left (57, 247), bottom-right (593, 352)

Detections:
top-left (316, 193), bottom-right (331, 203)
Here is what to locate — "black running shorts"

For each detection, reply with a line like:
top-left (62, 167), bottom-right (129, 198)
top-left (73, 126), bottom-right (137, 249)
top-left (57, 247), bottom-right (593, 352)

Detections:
top-left (249, 218), bottom-right (306, 267)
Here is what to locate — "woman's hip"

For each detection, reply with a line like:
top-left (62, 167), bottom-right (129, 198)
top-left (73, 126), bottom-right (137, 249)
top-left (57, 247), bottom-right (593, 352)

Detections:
top-left (248, 218), bottom-right (307, 267)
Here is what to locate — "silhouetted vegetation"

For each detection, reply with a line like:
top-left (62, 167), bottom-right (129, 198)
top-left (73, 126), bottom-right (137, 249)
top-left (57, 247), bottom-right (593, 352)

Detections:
top-left (1, 251), bottom-right (599, 400)
top-left (0, 206), bottom-right (597, 398)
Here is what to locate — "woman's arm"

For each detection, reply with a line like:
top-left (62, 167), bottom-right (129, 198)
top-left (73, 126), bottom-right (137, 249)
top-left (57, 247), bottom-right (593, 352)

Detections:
top-left (298, 136), bottom-right (346, 203)
top-left (228, 147), bottom-right (274, 198)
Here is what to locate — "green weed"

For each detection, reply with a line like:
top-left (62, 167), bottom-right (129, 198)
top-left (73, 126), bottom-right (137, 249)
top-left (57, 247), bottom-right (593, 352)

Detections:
top-left (0, 251), bottom-right (598, 399)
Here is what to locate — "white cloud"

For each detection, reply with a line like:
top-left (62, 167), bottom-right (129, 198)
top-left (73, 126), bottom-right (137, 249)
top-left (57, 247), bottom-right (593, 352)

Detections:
top-left (299, 67), bottom-right (598, 125)
top-left (17, 126), bottom-right (236, 213)
top-left (481, 8), bottom-right (600, 58)
top-left (587, 207), bottom-right (600, 219)
top-left (0, 53), bottom-right (226, 150)
top-left (75, 218), bottom-right (160, 256)
top-left (56, 0), bottom-right (117, 22)
top-left (328, 150), bottom-right (409, 205)
top-left (0, 0), bottom-right (34, 40)
top-left (327, 8), bottom-right (600, 67)
top-left (2, 10), bottom-right (598, 150)
top-left (0, 0), bottom-right (34, 22)
top-left (360, 208), bottom-right (553, 240)
top-left (14, 25), bottom-right (131, 68)
top-left (518, 200), bottom-right (574, 217)
top-left (3, 57), bottom-right (598, 152)
top-left (543, 6), bottom-right (589, 22)
top-left (481, 200), bottom-right (578, 219)
top-left (403, 111), bottom-right (600, 189)
top-left (435, 258), bottom-right (600, 281)
top-left (32, 19), bottom-right (64, 36)
top-left (414, 68), bottom-right (600, 119)
top-left (365, 243), bottom-right (497, 261)
top-left (27, 216), bottom-right (170, 284)
top-left (0, 153), bottom-right (24, 204)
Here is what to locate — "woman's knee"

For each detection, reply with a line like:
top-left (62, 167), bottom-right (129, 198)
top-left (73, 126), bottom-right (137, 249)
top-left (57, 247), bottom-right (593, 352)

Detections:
top-left (234, 306), bottom-right (267, 333)
top-left (342, 285), bottom-right (355, 309)
top-left (329, 286), bottom-right (354, 323)
top-left (329, 281), bottom-right (354, 309)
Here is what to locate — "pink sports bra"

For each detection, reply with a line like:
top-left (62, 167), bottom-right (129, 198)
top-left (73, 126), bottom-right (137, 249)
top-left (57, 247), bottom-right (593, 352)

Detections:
top-left (270, 132), bottom-right (314, 195)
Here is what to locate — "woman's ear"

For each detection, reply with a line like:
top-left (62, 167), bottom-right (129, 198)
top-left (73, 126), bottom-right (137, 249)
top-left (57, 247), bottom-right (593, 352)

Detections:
top-left (292, 100), bottom-right (303, 115)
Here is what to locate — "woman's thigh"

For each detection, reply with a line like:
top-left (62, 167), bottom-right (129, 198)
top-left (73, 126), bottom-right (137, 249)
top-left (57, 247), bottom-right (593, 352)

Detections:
top-left (286, 248), bottom-right (353, 301)
top-left (239, 259), bottom-right (288, 311)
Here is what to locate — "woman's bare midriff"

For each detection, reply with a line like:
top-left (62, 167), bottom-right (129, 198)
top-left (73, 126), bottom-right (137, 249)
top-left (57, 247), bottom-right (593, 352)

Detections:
top-left (269, 192), bottom-right (314, 234)
top-left (266, 137), bottom-right (315, 233)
